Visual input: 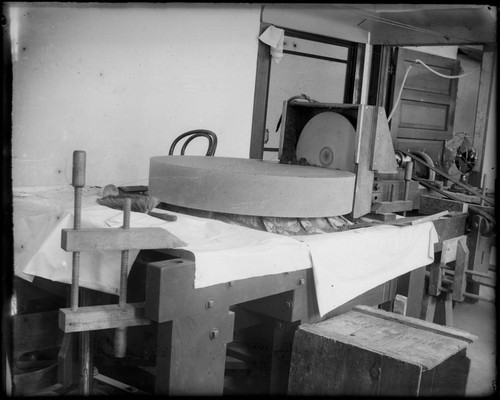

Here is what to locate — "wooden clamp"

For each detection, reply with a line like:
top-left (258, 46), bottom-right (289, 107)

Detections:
top-left (60, 150), bottom-right (187, 378)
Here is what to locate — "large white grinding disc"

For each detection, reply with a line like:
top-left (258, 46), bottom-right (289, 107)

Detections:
top-left (296, 112), bottom-right (356, 171)
top-left (149, 156), bottom-right (355, 217)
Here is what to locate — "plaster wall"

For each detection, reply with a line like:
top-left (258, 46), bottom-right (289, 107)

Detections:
top-left (10, 3), bottom-right (261, 187)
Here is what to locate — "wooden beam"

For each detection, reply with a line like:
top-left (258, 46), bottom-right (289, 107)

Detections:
top-left (419, 195), bottom-right (468, 215)
top-left (59, 302), bottom-right (151, 333)
top-left (352, 305), bottom-right (477, 343)
top-left (371, 200), bottom-right (413, 213)
top-left (12, 311), bottom-right (62, 358)
top-left (61, 227), bottom-right (186, 252)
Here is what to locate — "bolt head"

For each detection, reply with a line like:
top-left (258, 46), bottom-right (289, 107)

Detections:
top-left (209, 328), bottom-right (220, 340)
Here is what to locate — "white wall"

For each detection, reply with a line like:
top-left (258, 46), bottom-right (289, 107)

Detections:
top-left (10, 3), bottom-right (261, 187)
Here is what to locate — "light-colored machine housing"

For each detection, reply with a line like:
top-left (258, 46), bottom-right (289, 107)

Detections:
top-left (278, 101), bottom-right (416, 218)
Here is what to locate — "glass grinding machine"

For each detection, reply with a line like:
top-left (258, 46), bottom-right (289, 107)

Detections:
top-left (277, 101), bottom-right (421, 219)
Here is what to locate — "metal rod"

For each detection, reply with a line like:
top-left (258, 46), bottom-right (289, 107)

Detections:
top-left (114, 198), bottom-right (131, 358)
top-left (69, 151), bottom-right (93, 395)
top-left (438, 285), bottom-right (495, 302)
top-left (463, 292), bottom-right (495, 303)
top-left (119, 198), bottom-right (131, 306)
top-left (403, 161), bottom-right (413, 217)
top-left (71, 151), bottom-right (86, 311)
top-left (441, 266), bottom-right (494, 280)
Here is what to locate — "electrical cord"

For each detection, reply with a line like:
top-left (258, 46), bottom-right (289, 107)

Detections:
top-left (169, 129), bottom-right (218, 157)
top-left (387, 59), bottom-right (480, 122)
top-left (275, 94), bottom-right (319, 133)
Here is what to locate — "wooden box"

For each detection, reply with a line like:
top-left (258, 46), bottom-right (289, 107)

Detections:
top-left (288, 305), bottom-right (476, 396)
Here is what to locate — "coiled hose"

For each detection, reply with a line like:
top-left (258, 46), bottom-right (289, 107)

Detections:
top-left (169, 129), bottom-right (218, 156)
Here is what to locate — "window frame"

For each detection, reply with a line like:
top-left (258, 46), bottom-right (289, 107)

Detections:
top-left (249, 23), bottom-right (362, 159)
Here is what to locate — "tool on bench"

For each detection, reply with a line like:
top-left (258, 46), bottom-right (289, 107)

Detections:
top-left (60, 150), bottom-right (186, 395)
top-left (97, 184), bottom-right (177, 222)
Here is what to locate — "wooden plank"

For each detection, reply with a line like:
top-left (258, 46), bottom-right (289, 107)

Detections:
top-left (365, 212), bottom-right (397, 221)
top-left (371, 200), bottom-right (413, 213)
top-left (59, 302), bottom-right (151, 333)
top-left (267, 320), bottom-right (301, 394)
top-left (405, 267), bottom-right (426, 319)
top-left (410, 211), bottom-right (449, 225)
top-left (420, 349), bottom-right (470, 396)
top-left (340, 345), bottom-right (383, 395)
top-left (61, 227), bottom-right (186, 251)
top-left (321, 339), bottom-right (349, 394)
top-left (12, 311), bottom-right (62, 358)
top-left (57, 333), bottom-right (78, 387)
top-left (425, 296), bottom-right (437, 323)
top-left (145, 258), bottom-right (309, 323)
top-left (249, 23), bottom-right (272, 160)
top-left (428, 263), bottom-right (442, 296)
top-left (441, 235), bottom-right (467, 264)
top-left (155, 310), bottom-right (234, 395)
top-left (378, 358), bottom-right (422, 396)
top-left (351, 106), bottom-right (375, 218)
top-left (452, 238), bottom-right (469, 302)
top-left (474, 49), bottom-right (495, 174)
top-left (419, 194), bottom-right (468, 215)
top-left (352, 305), bottom-right (477, 343)
top-left (444, 293), bottom-right (454, 327)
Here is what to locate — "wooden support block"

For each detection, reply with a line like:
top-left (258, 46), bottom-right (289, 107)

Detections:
top-left (428, 263), bottom-right (442, 297)
top-left (352, 305), bottom-right (476, 343)
top-left (12, 311), bottom-right (62, 358)
top-left (371, 200), bottom-right (413, 213)
top-left (425, 296), bottom-right (437, 323)
top-left (59, 302), bottom-right (151, 333)
top-left (452, 238), bottom-right (469, 302)
top-left (155, 309), bottom-right (235, 395)
top-left (365, 212), bottom-right (397, 221)
top-left (444, 293), bottom-right (454, 327)
top-left (61, 227), bottom-right (186, 252)
top-left (288, 305), bottom-right (475, 396)
top-left (419, 195), bottom-right (468, 215)
top-left (441, 235), bottom-right (467, 264)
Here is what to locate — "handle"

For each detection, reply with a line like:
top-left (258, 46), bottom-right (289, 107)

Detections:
top-left (72, 150), bottom-right (86, 188)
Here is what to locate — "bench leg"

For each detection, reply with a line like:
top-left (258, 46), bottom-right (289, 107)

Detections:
top-left (155, 310), bottom-right (234, 395)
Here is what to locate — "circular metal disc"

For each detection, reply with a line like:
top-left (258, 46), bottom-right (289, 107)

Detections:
top-left (296, 112), bottom-right (356, 171)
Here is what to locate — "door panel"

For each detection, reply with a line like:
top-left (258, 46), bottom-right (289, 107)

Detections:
top-left (390, 48), bottom-right (460, 163)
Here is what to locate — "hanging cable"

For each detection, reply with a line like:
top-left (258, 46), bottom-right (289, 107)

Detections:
top-left (387, 65), bottom-right (413, 122)
top-left (275, 94), bottom-right (318, 133)
top-left (387, 59), bottom-right (481, 123)
top-left (414, 59), bottom-right (480, 79)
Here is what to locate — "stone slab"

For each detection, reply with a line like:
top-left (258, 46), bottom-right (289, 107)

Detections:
top-left (149, 156), bottom-right (355, 217)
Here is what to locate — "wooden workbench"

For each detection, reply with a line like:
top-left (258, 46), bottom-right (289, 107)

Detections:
top-left (116, 212), bottom-right (467, 395)
top-left (12, 210), bottom-right (468, 395)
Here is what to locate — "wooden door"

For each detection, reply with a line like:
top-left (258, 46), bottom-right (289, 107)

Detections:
top-left (390, 48), bottom-right (460, 165)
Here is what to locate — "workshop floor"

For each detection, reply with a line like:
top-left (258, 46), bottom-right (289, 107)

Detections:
top-left (453, 283), bottom-right (497, 396)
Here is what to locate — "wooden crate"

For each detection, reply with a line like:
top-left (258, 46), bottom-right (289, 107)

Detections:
top-left (288, 305), bottom-right (476, 396)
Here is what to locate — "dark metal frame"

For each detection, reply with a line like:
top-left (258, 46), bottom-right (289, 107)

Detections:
top-left (249, 23), bottom-right (361, 159)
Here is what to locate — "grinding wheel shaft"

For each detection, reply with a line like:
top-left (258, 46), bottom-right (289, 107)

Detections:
top-left (114, 198), bottom-right (131, 358)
